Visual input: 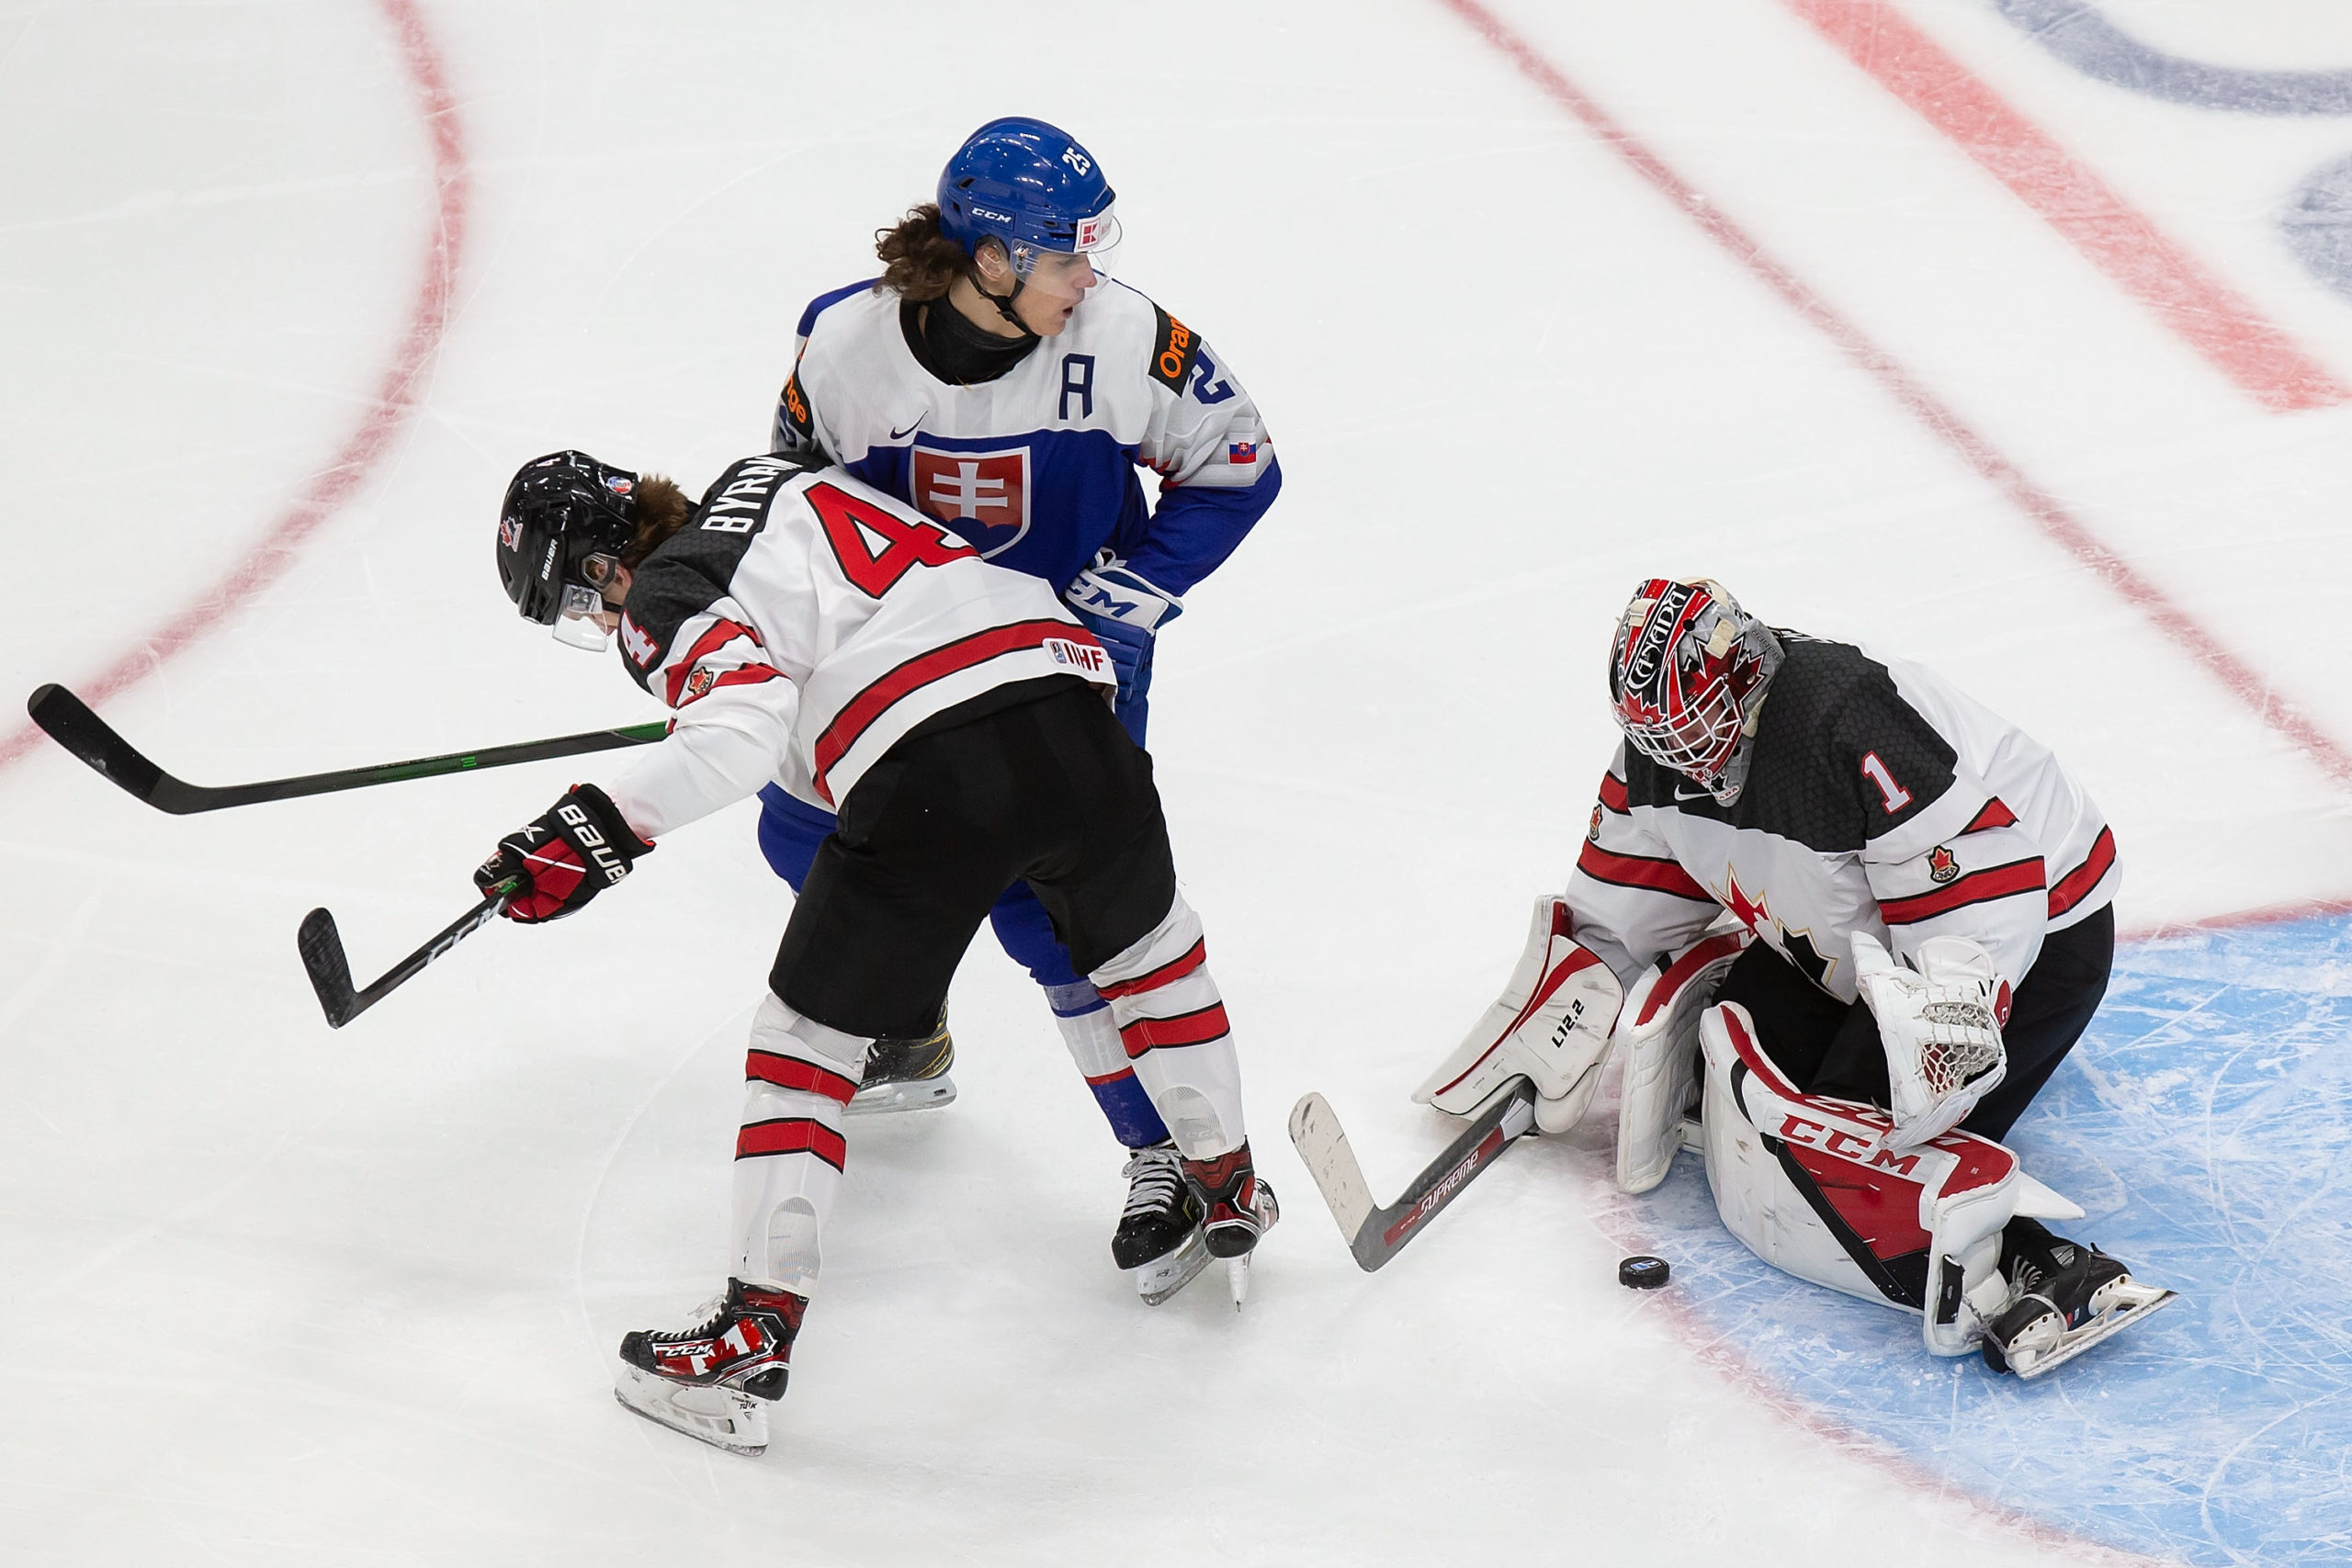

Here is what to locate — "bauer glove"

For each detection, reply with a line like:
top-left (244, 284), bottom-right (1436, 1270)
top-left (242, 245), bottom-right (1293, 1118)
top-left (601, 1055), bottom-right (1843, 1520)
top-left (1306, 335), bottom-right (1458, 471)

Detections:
top-left (1065, 553), bottom-right (1182, 709)
top-left (475, 783), bottom-right (653, 923)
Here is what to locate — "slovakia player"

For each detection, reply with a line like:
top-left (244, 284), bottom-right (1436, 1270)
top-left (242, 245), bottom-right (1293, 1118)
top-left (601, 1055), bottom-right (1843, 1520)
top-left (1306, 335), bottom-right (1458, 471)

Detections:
top-left (765, 117), bottom-right (1280, 1302)
top-left (1416, 579), bottom-right (2171, 1377)
top-left (475, 450), bottom-right (1277, 1453)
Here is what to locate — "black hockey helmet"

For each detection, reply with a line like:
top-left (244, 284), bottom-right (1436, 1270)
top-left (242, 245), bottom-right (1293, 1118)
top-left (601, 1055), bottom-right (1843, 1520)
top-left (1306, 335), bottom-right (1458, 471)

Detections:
top-left (497, 450), bottom-right (639, 647)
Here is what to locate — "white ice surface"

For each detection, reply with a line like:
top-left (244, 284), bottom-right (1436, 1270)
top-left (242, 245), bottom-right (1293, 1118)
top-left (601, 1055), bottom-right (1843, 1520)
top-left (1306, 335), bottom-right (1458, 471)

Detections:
top-left (4, 1), bottom-right (2348, 1562)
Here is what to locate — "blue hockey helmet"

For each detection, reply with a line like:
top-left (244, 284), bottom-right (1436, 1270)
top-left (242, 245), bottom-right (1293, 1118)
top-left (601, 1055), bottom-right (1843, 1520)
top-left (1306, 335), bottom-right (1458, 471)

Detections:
top-left (936, 117), bottom-right (1120, 274)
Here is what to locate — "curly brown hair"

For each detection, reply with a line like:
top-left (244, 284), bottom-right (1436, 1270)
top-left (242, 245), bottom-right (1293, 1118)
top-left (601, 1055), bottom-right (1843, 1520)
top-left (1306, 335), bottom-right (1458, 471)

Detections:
top-left (874, 203), bottom-right (974, 301)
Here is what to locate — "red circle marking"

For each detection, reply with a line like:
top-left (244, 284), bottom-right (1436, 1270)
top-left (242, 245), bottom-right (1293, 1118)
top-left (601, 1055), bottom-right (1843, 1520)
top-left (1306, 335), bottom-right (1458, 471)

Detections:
top-left (0, 0), bottom-right (469, 773)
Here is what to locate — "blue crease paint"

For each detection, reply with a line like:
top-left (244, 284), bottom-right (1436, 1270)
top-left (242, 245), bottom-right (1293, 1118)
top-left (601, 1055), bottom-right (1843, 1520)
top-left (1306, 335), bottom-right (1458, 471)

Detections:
top-left (1991, 0), bottom-right (2352, 117)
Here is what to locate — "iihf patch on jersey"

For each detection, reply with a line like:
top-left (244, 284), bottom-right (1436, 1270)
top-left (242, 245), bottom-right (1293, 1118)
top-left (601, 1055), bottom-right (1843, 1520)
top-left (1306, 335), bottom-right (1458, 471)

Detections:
top-left (1044, 637), bottom-right (1110, 678)
top-left (912, 446), bottom-right (1030, 557)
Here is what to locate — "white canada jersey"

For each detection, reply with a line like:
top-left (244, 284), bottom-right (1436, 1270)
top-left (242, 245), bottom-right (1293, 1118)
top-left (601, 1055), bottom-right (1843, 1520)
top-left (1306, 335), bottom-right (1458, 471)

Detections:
top-left (1568, 635), bottom-right (2117, 1002)
top-left (601, 456), bottom-right (1114, 840)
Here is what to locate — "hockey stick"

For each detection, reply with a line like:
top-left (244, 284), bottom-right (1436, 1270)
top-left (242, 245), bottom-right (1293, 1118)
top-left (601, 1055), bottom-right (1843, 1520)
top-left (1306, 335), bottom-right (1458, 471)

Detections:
top-left (298, 882), bottom-right (514, 1029)
top-left (1286, 1077), bottom-right (1537, 1271)
top-left (26, 683), bottom-right (667, 815)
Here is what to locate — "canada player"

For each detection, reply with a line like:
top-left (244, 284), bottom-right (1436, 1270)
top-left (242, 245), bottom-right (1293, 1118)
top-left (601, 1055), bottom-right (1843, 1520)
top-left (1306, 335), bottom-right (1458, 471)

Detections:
top-left (765, 117), bottom-right (1281, 1302)
top-left (476, 450), bottom-right (1276, 1452)
top-left (1416, 578), bottom-right (2171, 1377)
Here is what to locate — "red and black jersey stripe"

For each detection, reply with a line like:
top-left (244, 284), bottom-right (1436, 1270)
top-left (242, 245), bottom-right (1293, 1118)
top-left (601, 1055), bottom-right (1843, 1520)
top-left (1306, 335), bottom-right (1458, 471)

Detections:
top-left (746, 1049), bottom-right (858, 1105)
top-left (810, 618), bottom-right (1100, 803)
top-left (1961, 798), bottom-right (2018, 834)
top-left (1878, 856), bottom-right (2045, 926)
top-left (735, 1116), bottom-right (847, 1171)
top-left (1096, 939), bottom-right (1206, 1000)
top-left (663, 618), bottom-right (767, 706)
top-left (1576, 841), bottom-right (1713, 903)
top-left (1597, 772), bottom-right (1630, 814)
top-left (2047, 826), bottom-right (2117, 919)
top-left (1118, 1002), bottom-right (1231, 1060)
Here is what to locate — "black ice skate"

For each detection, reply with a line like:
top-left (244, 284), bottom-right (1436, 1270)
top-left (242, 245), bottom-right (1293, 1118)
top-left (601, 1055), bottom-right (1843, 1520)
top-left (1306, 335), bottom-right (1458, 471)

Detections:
top-left (845, 1008), bottom-right (956, 1116)
top-left (1114, 1141), bottom-right (1211, 1305)
top-left (1981, 1220), bottom-right (2175, 1380)
top-left (1181, 1141), bottom-right (1280, 1309)
top-left (613, 1280), bottom-right (806, 1454)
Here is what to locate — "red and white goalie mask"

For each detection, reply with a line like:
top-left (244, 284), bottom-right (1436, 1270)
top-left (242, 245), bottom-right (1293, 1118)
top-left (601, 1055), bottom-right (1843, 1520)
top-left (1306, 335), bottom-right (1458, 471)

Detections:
top-left (1607, 577), bottom-right (1781, 801)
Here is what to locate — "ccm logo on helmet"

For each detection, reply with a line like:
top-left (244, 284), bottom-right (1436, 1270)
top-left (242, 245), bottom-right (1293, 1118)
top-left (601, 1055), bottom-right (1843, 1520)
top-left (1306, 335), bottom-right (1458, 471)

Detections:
top-left (557, 801), bottom-right (631, 887)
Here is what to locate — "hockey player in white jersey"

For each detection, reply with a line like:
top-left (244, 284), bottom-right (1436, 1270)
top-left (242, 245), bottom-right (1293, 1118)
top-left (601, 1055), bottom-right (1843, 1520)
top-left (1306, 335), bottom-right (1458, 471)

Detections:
top-left (762, 117), bottom-right (1281, 1303)
top-left (474, 450), bottom-right (1276, 1453)
top-left (1417, 578), bottom-right (2170, 1377)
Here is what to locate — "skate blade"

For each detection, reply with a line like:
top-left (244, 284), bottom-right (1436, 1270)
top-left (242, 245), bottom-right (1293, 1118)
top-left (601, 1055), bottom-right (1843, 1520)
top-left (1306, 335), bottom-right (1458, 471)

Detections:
top-left (2010, 1285), bottom-right (2178, 1380)
top-left (843, 1074), bottom-right (957, 1118)
top-left (1132, 1229), bottom-right (1212, 1306)
top-left (614, 1362), bottom-right (770, 1455)
top-left (1227, 1253), bottom-right (1251, 1310)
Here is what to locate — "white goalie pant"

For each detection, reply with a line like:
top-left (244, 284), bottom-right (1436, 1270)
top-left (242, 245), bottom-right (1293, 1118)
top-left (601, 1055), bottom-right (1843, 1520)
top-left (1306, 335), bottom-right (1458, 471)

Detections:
top-left (1086, 891), bottom-right (1246, 1161)
top-left (731, 991), bottom-right (868, 1298)
top-left (1697, 999), bottom-right (2082, 1356)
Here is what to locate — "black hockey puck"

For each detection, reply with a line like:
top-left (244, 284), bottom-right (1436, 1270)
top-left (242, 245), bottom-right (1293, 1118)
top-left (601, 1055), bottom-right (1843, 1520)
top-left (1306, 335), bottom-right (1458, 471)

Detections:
top-left (1619, 1255), bottom-right (1670, 1290)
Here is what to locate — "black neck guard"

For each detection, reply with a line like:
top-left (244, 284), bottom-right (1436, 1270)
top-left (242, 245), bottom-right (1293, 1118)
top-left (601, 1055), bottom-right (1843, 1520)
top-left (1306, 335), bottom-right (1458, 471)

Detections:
top-left (901, 295), bottom-right (1038, 387)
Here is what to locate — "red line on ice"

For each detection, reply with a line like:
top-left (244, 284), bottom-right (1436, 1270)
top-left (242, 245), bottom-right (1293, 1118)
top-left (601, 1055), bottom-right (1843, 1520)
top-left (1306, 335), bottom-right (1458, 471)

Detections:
top-left (1782, 0), bottom-right (2347, 413)
top-left (1431, 0), bottom-right (2352, 799)
top-left (0, 0), bottom-right (469, 773)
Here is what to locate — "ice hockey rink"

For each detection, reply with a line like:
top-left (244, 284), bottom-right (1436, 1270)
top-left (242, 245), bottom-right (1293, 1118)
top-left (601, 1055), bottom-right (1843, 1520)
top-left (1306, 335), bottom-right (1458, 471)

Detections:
top-left (7, 0), bottom-right (2352, 1562)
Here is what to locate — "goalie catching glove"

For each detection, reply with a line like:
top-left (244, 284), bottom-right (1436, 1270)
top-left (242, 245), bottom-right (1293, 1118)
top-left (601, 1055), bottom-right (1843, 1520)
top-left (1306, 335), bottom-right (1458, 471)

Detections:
top-left (475, 782), bottom-right (653, 922)
top-left (1414, 895), bottom-right (1623, 1134)
top-left (1850, 930), bottom-right (2007, 1152)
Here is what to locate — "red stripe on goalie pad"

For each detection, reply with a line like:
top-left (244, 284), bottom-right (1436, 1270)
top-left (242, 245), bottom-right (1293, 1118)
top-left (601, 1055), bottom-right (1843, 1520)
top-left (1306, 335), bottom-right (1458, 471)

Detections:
top-left (745, 1050), bottom-right (858, 1105)
top-left (1118, 1003), bottom-right (1230, 1058)
top-left (1635, 931), bottom-right (1748, 1027)
top-left (735, 1117), bottom-right (846, 1170)
top-left (1096, 939), bottom-right (1206, 1000)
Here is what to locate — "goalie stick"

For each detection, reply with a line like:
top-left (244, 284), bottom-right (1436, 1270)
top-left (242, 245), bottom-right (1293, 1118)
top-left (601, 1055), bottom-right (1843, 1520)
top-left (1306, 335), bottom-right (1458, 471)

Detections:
top-left (26, 682), bottom-right (667, 815)
top-left (1286, 1077), bottom-right (1537, 1271)
top-left (298, 882), bottom-right (514, 1028)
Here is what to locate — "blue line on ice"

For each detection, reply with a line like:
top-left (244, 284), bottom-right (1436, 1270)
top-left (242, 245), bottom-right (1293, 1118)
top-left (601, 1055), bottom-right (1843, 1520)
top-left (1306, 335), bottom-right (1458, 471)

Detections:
top-left (1634, 913), bottom-right (2352, 1566)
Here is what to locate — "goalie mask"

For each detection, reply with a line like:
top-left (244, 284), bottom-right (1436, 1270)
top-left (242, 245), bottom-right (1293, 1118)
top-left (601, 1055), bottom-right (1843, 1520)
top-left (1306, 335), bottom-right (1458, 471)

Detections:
top-left (1607, 577), bottom-right (1782, 804)
top-left (497, 450), bottom-right (639, 649)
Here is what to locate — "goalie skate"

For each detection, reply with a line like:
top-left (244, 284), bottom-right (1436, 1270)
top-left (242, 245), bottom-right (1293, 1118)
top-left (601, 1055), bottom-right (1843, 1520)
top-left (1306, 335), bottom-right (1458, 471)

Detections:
top-left (844, 1011), bottom-right (956, 1116)
top-left (615, 1363), bottom-right (772, 1455)
top-left (1983, 1234), bottom-right (2177, 1379)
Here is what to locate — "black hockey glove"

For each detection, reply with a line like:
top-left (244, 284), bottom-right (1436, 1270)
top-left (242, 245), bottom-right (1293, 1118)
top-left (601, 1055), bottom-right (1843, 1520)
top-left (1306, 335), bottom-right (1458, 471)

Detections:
top-left (474, 783), bottom-right (653, 923)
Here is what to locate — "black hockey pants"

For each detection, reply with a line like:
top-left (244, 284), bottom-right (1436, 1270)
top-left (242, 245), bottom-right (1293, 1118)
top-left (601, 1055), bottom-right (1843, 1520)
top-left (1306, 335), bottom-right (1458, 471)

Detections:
top-left (771, 677), bottom-right (1179, 1041)
top-left (1713, 905), bottom-right (2115, 1142)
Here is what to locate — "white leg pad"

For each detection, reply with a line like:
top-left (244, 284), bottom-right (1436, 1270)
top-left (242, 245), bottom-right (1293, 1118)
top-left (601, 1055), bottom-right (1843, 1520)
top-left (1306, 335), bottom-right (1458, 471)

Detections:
top-left (731, 992), bottom-right (869, 1297)
top-left (1613, 931), bottom-right (1749, 1193)
top-left (1699, 1001), bottom-right (2052, 1356)
top-left (1414, 896), bottom-right (1625, 1131)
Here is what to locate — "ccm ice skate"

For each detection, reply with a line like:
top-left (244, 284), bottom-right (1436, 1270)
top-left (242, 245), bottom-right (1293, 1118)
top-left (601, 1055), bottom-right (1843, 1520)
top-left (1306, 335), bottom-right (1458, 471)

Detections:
top-left (844, 1010), bottom-right (956, 1115)
top-left (1982, 1221), bottom-right (2175, 1379)
top-left (614, 1280), bottom-right (805, 1454)
top-left (1114, 1141), bottom-right (1212, 1304)
top-left (1182, 1141), bottom-right (1279, 1308)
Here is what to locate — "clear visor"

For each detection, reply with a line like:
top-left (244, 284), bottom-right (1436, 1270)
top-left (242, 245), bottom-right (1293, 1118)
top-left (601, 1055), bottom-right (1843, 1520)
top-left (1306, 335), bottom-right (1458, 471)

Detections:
top-left (1009, 209), bottom-right (1120, 284)
top-left (552, 581), bottom-right (615, 651)
top-left (1619, 675), bottom-right (1743, 784)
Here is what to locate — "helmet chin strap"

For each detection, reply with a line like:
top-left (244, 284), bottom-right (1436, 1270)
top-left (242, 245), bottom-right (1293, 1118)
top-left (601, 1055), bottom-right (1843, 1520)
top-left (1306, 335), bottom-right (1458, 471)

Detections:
top-left (969, 257), bottom-right (1040, 341)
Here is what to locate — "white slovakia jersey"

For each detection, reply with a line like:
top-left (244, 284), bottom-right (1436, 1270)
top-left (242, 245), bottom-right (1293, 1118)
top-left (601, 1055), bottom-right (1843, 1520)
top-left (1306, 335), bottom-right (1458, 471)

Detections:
top-left (602, 456), bottom-right (1114, 840)
top-left (1569, 635), bottom-right (2117, 1002)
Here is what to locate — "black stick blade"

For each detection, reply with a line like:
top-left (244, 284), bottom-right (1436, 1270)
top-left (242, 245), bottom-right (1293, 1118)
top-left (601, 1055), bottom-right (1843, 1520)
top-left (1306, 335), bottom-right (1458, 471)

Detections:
top-left (27, 683), bottom-right (166, 804)
top-left (298, 908), bottom-right (358, 1028)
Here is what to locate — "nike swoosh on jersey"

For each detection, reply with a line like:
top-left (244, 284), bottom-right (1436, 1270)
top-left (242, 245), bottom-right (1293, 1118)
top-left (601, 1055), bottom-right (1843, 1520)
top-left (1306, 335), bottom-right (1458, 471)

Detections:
top-left (888, 417), bottom-right (927, 440)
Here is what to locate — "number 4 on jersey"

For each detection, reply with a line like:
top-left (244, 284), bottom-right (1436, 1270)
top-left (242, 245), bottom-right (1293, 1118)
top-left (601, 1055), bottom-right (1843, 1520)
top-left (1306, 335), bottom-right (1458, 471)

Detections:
top-left (806, 481), bottom-right (975, 598)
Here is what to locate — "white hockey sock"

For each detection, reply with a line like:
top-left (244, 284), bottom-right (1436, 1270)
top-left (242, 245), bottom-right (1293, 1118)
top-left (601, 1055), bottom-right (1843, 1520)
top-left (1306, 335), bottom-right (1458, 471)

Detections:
top-left (731, 991), bottom-right (869, 1297)
top-left (1089, 894), bottom-right (1245, 1160)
